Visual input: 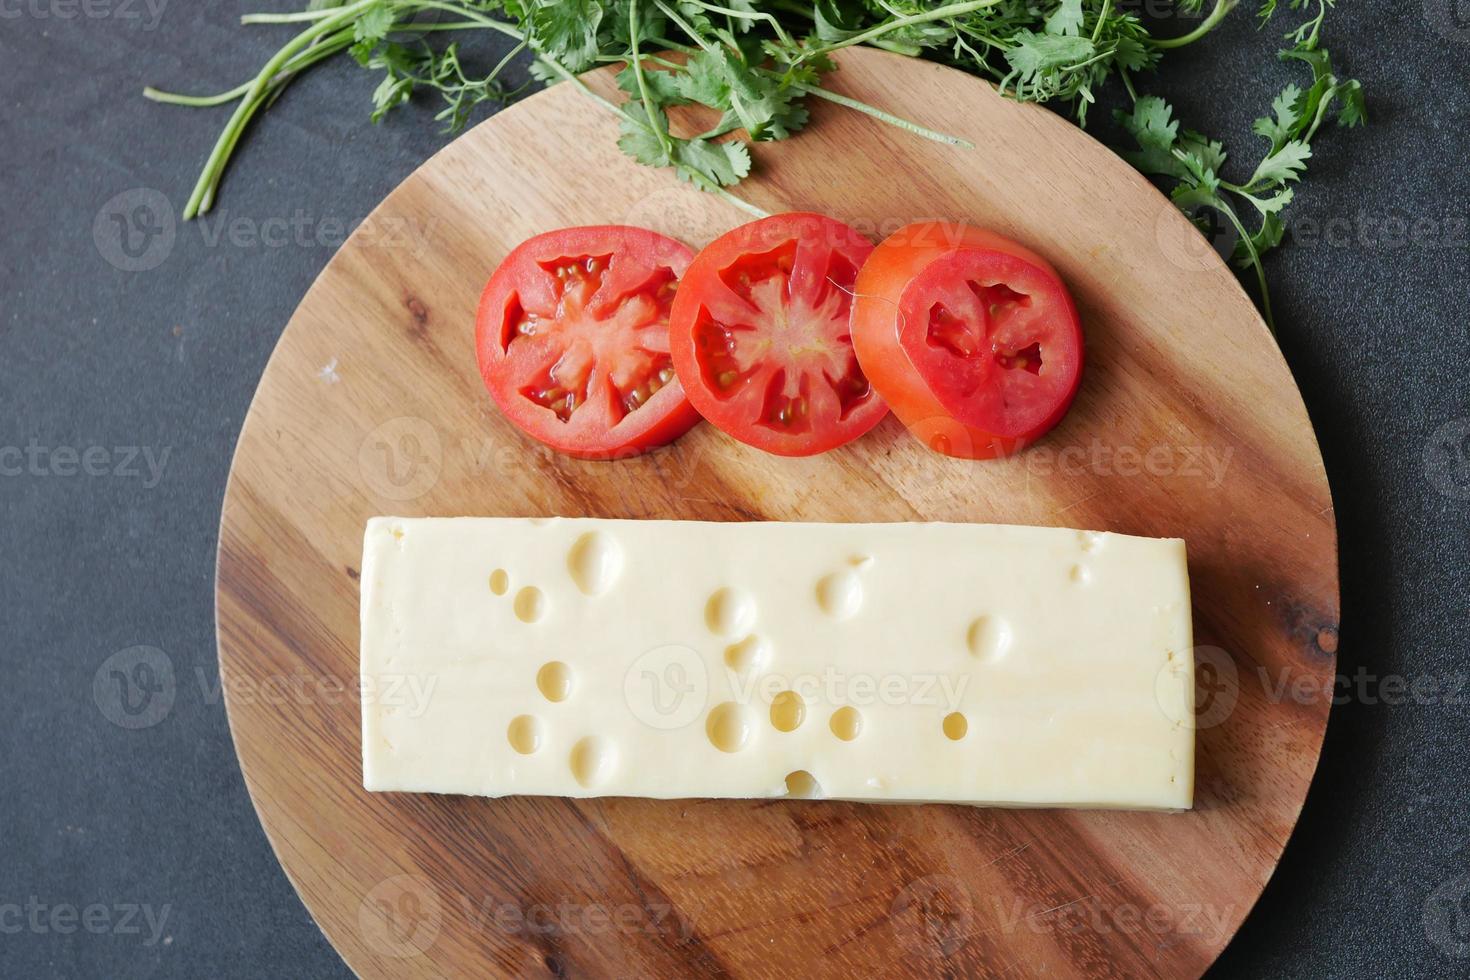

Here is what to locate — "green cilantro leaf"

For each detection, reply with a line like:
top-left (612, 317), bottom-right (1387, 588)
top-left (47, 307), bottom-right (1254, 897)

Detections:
top-left (353, 2), bottom-right (395, 44)
top-left (1247, 139), bottom-right (1311, 187)
top-left (530, 0), bottom-right (605, 74)
top-left (673, 136), bottom-right (751, 186)
top-left (1044, 0), bottom-right (1086, 38)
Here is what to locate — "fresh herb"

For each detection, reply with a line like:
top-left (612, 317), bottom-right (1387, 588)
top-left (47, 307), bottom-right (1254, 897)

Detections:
top-left (1116, 0), bottom-right (1364, 326)
top-left (146, 1), bottom-right (1364, 327)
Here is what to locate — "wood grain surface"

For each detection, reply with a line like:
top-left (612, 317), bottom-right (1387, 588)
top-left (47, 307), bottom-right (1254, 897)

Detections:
top-left (215, 48), bottom-right (1339, 979)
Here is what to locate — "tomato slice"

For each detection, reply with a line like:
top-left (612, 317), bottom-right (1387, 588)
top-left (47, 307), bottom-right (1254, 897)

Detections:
top-left (668, 213), bottom-right (887, 456)
top-left (850, 222), bottom-right (1083, 459)
top-left (475, 226), bottom-right (701, 458)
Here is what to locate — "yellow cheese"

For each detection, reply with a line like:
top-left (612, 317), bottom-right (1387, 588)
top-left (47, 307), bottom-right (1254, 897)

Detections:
top-left (361, 517), bottom-right (1194, 809)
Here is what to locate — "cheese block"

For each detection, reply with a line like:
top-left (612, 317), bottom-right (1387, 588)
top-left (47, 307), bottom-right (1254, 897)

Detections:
top-left (360, 517), bottom-right (1194, 809)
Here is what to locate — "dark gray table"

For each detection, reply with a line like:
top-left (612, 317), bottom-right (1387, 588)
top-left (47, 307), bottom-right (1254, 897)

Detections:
top-left (3, 3), bottom-right (1467, 977)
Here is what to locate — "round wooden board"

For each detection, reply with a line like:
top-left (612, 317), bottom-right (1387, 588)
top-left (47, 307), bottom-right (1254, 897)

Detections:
top-left (217, 48), bottom-right (1338, 979)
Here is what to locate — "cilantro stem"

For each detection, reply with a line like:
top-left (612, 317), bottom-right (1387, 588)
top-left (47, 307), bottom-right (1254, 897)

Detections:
top-left (681, 0), bottom-right (796, 48)
top-left (182, 0), bottom-right (379, 218)
top-left (598, 53), bottom-right (684, 70)
top-left (796, 83), bottom-right (973, 148)
top-left (800, 0), bottom-right (1005, 63)
top-left (487, 38), bottom-right (529, 85)
top-left (403, 2), bottom-right (522, 42)
top-left (652, 0), bottom-right (772, 134)
top-left (652, 0), bottom-right (719, 55)
top-left (1091, 0), bottom-right (1113, 43)
top-left (144, 30), bottom-right (351, 106)
top-left (1217, 203), bottom-right (1275, 330)
top-left (241, 9), bottom-right (339, 24)
top-left (769, 0), bottom-right (921, 53)
top-left (628, 0), bottom-right (674, 160)
top-left (1149, 0), bottom-right (1238, 50)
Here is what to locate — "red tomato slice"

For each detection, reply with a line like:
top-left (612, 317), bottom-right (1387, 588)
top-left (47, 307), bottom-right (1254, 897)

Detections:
top-left (475, 226), bottom-right (701, 458)
top-left (668, 213), bottom-right (887, 456)
top-left (850, 222), bottom-right (1083, 459)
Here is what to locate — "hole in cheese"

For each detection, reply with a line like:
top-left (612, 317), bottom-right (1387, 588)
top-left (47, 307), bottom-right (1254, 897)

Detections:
top-left (966, 615), bottom-right (1012, 662)
top-left (784, 770), bottom-right (822, 799)
top-left (829, 706), bottom-right (862, 741)
top-left (514, 586), bottom-right (546, 623)
top-left (815, 570), bottom-right (863, 620)
top-left (769, 691), bottom-right (806, 733)
top-left (507, 715), bottom-right (543, 754)
top-left (536, 661), bottom-right (573, 702)
top-left (943, 712), bottom-right (968, 740)
top-left (723, 635), bottom-right (769, 674)
top-left (567, 531), bottom-right (622, 596)
top-left (569, 736), bottom-right (615, 788)
top-left (489, 569), bottom-right (510, 595)
top-left (705, 588), bottom-right (755, 637)
top-left (706, 702), bottom-right (753, 753)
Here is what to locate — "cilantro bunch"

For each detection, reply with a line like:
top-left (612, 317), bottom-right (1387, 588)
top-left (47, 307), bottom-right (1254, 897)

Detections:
top-left (1116, 1), bottom-right (1365, 326)
top-left (147, 0), bottom-right (1365, 329)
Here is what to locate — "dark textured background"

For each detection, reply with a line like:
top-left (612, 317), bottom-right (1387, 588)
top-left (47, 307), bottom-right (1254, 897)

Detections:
top-left (2, 2), bottom-right (1467, 977)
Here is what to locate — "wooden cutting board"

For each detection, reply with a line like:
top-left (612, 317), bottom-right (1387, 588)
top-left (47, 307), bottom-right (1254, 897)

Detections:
top-left (216, 47), bottom-right (1339, 979)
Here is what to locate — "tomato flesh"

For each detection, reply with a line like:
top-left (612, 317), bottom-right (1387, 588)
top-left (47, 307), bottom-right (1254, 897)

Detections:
top-left (670, 213), bottom-right (887, 456)
top-left (851, 222), bottom-right (1083, 459)
top-left (475, 226), bottom-right (700, 458)
top-left (899, 248), bottom-right (1081, 437)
